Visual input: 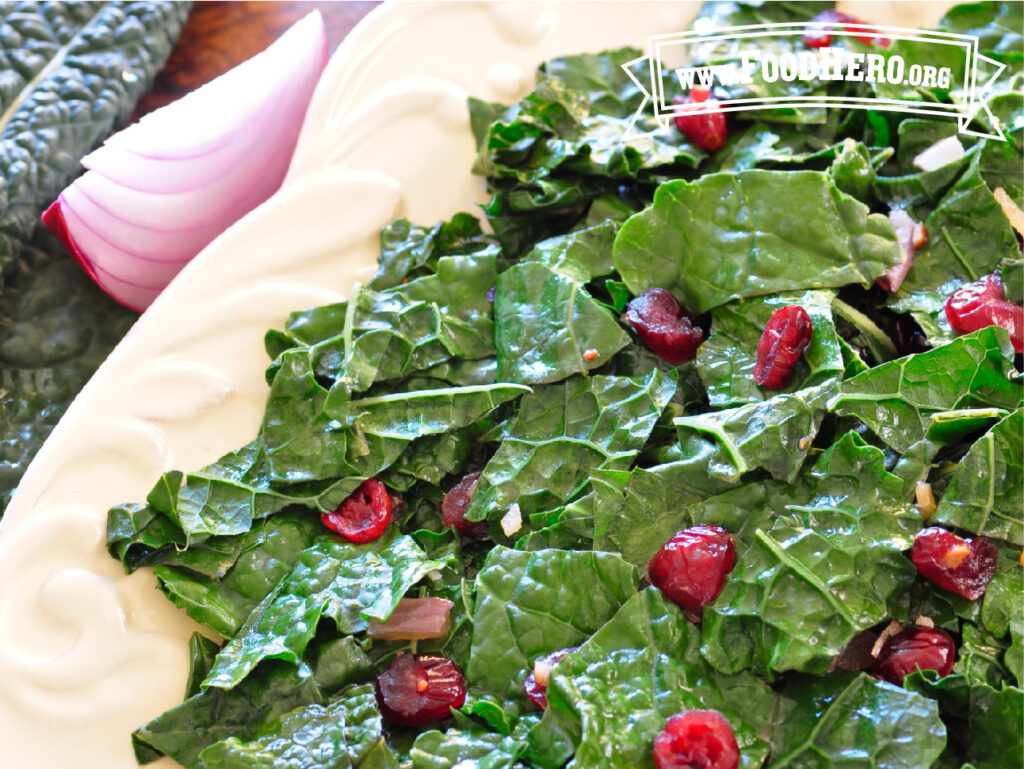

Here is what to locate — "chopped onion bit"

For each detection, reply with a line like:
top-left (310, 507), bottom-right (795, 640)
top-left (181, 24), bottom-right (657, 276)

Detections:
top-left (912, 135), bottom-right (964, 172)
top-left (994, 187), bottom-right (1024, 238)
top-left (366, 597), bottom-right (454, 640)
top-left (871, 620), bottom-right (903, 658)
top-left (534, 657), bottom-right (553, 688)
top-left (915, 481), bottom-right (937, 520)
top-left (501, 503), bottom-right (522, 536)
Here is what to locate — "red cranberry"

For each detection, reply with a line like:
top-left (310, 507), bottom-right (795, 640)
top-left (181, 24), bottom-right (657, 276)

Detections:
top-left (753, 305), bottom-right (813, 389)
top-left (870, 626), bottom-right (955, 686)
top-left (945, 273), bottom-right (1023, 353)
top-left (441, 472), bottom-right (489, 537)
top-left (321, 478), bottom-right (393, 543)
top-left (653, 710), bottom-right (740, 769)
top-left (910, 527), bottom-right (998, 600)
top-left (523, 646), bottom-right (578, 710)
top-left (673, 87), bottom-right (727, 152)
top-left (803, 10), bottom-right (890, 48)
top-left (648, 526), bottom-right (736, 618)
top-left (624, 288), bottom-right (705, 364)
top-left (375, 653), bottom-right (467, 726)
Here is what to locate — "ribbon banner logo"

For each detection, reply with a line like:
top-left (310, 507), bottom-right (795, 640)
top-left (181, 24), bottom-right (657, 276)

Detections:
top-left (623, 22), bottom-right (1009, 142)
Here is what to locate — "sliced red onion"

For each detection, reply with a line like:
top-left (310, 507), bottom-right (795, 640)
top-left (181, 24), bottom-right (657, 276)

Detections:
top-left (42, 11), bottom-right (329, 311)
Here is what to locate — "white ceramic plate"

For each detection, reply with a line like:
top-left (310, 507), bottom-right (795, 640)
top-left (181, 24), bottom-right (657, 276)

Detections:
top-left (0, 2), bottom-right (954, 766)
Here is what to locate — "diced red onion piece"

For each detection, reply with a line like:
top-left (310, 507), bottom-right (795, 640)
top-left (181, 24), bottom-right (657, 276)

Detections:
top-left (878, 209), bottom-right (918, 293)
top-left (366, 597), bottom-right (455, 640)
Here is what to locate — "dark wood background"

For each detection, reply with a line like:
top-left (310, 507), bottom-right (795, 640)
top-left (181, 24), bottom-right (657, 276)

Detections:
top-left (136, 1), bottom-right (380, 116)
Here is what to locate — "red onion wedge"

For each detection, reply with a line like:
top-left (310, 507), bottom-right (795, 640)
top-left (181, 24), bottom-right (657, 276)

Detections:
top-left (42, 11), bottom-right (329, 311)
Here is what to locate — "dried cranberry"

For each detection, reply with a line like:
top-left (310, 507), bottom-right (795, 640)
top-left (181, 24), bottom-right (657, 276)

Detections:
top-left (441, 472), bottom-right (489, 537)
top-left (653, 710), bottom-right (740, 769)
top-left (803, 9), bottom-right (890, 48)
top-left (870, 626), bottom-right (955, 686)
top-left (624, 288), bottom-right (705, 364)
top-left (673, 87), bottom-right (727, 152)
top-left (321, 478), bottom-right (392, 543)
top-left (375, 653), bottom-right (466, 726)
top-left (753, 305), bottom-right (813, 389)
top-left (910, 527), bottom-right (998, 600)
top-left (523, 646), bottom-right (579, 710)
top-left (648, 526), bottom-right (736, 618)
top-left (945, 273), bottom-right (1024, 353)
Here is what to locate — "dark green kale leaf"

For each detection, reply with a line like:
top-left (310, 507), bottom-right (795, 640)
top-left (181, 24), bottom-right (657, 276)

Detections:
top-left (464, 546), bottom-right (639, 725)
top-left (932, 408), bottom-right (1023, 545)
top-left (904, 670), bottom-right (1022, 769)
top-left (899, 153), bottom-right (1019, 293)
top-left (154, 510), bottom-right (322, 638)
top-left (673, 383), bottom-right (831, 484)
top-left (196, 683), bottom-right (395, 769)
top-left (410, 727), bottom-right (525, 769)
top-left (937, 2), bottom-right (1023, 67)
top-left (768, 672), bottom-right (947, 768)
top-left (470, 53), bottom-right (702, 187)
top-left (700, 432), bottom-right (920, 677)
top-left (613, 170), bottom-right (902, 314)
top-left (527, 588), bottom-right (775, 769)
top-left (695, 289), bottom-right (844, 407)
top-left (464, 371), bottom-right (675, 523)
top-left (369, 213), bottom-right (495, 291)
top-left (0, 1), bottom-right (191, 513)
top-left (520, 221), bottom-right (617, 284)
top-left (494, 261), bottom-right (629, 384)
top-left (591, 461), bottom-right (731, 567)
top-left (134, 636), bottom-right (373, 767)
top-left (829, 327), bottom-right (1022, 452)
top-left (203, 530), bottom-right (448, 691)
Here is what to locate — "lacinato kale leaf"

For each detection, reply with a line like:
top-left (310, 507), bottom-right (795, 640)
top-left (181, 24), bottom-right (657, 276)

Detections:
top-left (768, 672), bottom-right (947, 768)
top-left (613, 170), bottom-right (903, 314)
top-left (203, 531), bottom-right (448, 691)
top-left (829, 327), bottom-right (1022, 452)
top-left (695, 289), bottom-right (844, 407)
top-left (0, 1), bottom-right (191, 513)
top-left (528, 588), bottom-right (774, 769)
top-left (932, 408), bottom-right (1023, 545)
top-left (465, 371), bottom-right (675, 523)
top-left (465, 546), bottom-right (638, 723)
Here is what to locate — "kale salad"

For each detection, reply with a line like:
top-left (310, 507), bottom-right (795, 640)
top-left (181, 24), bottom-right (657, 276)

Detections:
top-left (106, 3), bottom-right (1023, 768)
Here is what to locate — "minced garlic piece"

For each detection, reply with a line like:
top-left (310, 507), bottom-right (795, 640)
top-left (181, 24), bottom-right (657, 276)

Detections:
top-left (915, 481), bottom-right (936, 520)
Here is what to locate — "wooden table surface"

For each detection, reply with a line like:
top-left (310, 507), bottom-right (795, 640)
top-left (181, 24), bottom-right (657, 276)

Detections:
top-left (136, 1), bottom-right (380, 117)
